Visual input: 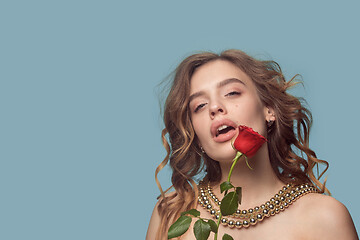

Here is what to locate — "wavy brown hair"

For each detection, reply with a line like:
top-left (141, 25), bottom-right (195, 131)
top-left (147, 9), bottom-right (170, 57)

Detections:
top-left (154, 49), bottom-right (329, 239)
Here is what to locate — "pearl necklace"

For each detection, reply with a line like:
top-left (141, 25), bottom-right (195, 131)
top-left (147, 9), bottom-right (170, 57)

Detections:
top-left (198, 182), bottom-right (317, 229)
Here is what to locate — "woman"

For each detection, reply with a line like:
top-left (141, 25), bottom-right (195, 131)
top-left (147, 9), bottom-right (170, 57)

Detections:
top-left (146, 50), bottom-right (358, 239)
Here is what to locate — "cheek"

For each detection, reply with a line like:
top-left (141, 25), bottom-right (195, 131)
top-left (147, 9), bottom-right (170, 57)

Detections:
top-left (191, 118), bottom-right (210, 147)
top-left (232, 100), bottom-right (266, 130)
top-left (233, 100), bottom-right (259, 119)
top-left (191, 117), bottom-right (205, 137)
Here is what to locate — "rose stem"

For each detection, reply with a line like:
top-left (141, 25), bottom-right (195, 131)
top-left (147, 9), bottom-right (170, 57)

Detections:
top-left (227, 151), bottom-right (243, 182)
top-left (214, 151), bottom-right (243, 240)
top-left (214, 212), bottom-right (222, 240)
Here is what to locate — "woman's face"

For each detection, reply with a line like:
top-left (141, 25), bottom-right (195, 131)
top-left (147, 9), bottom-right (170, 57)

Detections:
top-left (189, 60), bottom-right (270, 162)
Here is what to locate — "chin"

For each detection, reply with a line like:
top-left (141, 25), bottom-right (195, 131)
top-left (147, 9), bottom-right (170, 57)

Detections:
top-left (207, 151), bottom-right (237, 163)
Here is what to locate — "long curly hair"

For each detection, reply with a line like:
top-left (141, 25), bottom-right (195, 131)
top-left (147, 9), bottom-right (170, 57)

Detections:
top-left (154, 49), bottom-right (329, 239)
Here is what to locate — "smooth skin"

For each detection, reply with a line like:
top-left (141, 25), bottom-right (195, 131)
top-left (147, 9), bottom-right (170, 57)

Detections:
top-left (146, 60), bottom-right (358, 240)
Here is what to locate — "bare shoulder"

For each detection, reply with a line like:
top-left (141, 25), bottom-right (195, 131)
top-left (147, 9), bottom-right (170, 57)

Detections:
top-left (295, 193), bottom-right (359, 240)
top-left (146, 198), bottom-right (161, 240)
top-left (146, 192), bottom-right (177, 240)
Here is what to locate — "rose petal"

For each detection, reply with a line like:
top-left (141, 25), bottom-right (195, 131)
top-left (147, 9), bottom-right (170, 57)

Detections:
top-left (233, 125), bottom-right (267, 158)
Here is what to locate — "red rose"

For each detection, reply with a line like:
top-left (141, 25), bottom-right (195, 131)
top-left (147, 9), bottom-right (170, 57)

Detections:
top-left (232, 125), bottom-right (267, 158)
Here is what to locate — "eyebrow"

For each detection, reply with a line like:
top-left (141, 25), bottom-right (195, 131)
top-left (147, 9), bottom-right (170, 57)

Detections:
top-left (189, 78), bottom-right (246, 103)
top-left (218, 78), bottom-right (245, 88)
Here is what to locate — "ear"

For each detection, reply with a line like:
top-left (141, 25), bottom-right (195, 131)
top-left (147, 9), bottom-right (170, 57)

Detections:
top-left (264, 106), bottom-right (276, 122)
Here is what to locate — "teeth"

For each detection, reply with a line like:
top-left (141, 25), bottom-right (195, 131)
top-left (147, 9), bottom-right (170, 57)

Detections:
top-left (217, 125), bottom-right (229, 132)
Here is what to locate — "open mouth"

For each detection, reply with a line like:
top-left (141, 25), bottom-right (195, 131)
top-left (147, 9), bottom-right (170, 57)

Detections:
top-left (216, 125), bottom-right (236, 137)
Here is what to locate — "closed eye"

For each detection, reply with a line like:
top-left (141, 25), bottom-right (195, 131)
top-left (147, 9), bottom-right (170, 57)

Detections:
top-left (194, 103), bottom-right (207, 113)
top-left (225, 91), bottom-right (241, 96)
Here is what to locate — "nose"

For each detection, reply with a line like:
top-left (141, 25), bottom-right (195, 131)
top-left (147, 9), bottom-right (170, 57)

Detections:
top-left (209, 101), bottom-right (226, 119)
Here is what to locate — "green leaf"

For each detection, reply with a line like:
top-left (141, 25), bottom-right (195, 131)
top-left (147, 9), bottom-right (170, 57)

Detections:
top-left (236, 187), bottom-right (242, 205)
top-left (222, 233), bottom-right (234, 240)
top-left (168, 215), bottom-right (192, 239)
top-left (181, 209), bottom-right (200, 217)
top-left (220, 191), bottom-right (238, 216)
top-left (207, 219), bottom-right (218, 233)
top-left (193, 219), bottom-right (211, 240)
top-left (220, 181), bottom-right (234, 194)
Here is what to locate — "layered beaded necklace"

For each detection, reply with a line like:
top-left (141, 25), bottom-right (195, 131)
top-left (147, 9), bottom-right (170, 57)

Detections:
top-left (198, 182), bottom-right (317, 229)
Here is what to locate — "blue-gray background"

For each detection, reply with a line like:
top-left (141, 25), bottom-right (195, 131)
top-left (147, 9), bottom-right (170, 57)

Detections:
top-left (1, 1), bottom-right (359, 239)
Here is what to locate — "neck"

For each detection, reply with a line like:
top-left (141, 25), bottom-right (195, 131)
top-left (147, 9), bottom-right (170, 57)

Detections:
top-left (213, 144), bottom-right (285, 209)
